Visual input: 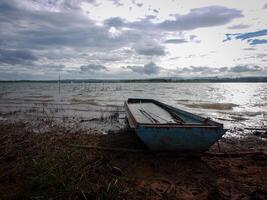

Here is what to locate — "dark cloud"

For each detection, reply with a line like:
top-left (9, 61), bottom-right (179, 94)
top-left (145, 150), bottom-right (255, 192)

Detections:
top-left (0, 0), bottom-right (146, 51)
top-left (0, 2), bottom-right (105, 48)
top-left (133, 44), bottom-right (166, 56)
top-left (29, 64), bottom-right (65, 73)
top-left (190, 35), bottom-right (197, 40)
top-left (0, 63), bottom-right (65, 81)
top-left (131, 0), bottom-right (143, 7)
top-left (224, 29), bottom-right (267, 45)
top-left (0, 71), bottom-right (51, 80)
top-left (243, 47), bottom-right (256, 51)
top-left (227, 24), bottom-right (250, 29)
top-left (104, 17), bottom-right (125, 27)
top-left (109, 0), bottom-right (123, 7)
top-left (169, 56), bottom-right (180, 60)
top-left (164, 39), bottom-right (188, 44)
top-left (0, 48), bottom-right (37, 65)
top-left (42, 64), bottom-right (65, 71)
top-left (0, 1), bottom-right (243, 54)
top-left (218, 67), bottom-right (229, 72)
top-left (158, 6), bottom-right (243, 31)
top-left (256, 53), bottom-right (267, 58)
top-left (229, 65), bottom-right (262, 73)
top-left (0, 0), bottom-right (146, 71)
top-left (82, 51), bottom-right (132, 63)
top-left (104, 6), bottom-right (243, 32)
top-left (80, 64), bottom-right (108, 73)
top-left (125, 62), bottom-right (162, 75)
top-left (153, 9), bottom-right (159, 13)
top-left (26, 0), bottom-right (98, 11)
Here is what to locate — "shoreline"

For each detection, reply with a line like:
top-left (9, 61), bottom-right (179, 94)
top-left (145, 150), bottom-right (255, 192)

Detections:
top-left (0, 121), bottom-right (266, 200)
top-left (0, 76), bottom-right (267, 83)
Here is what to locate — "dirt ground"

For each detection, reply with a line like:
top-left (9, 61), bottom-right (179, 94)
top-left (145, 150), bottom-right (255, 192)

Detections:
top-left (0, 122), bottom-right (266, 200)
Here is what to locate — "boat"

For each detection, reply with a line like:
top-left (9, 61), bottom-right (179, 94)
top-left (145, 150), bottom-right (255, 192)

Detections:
top-left (124, 98), bottom-right (226, 152)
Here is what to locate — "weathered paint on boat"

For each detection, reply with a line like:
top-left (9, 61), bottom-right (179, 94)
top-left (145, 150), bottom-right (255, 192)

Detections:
top-left (125, 98), bottom-right (226, 152)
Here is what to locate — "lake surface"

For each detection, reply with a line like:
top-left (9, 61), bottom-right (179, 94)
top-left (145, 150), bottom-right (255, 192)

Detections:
top-left (0, 82), bottom-right (266, 136)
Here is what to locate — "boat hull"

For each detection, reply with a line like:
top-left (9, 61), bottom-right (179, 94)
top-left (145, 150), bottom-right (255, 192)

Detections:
top-left (136, 126), bottom-right (225, 151)
top-left (125, 98), bottom-right (226, 152)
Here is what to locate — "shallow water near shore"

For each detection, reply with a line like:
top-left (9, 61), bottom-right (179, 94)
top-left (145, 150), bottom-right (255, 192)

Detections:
top-left (0, 82), bottom-right (266, 136)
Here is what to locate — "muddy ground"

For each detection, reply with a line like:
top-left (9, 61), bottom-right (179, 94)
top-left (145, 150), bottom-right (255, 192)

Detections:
top-left (0, 121), bottom-right (266, 200)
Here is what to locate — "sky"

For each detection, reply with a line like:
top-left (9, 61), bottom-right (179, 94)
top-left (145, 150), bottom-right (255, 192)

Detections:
top-left (0, 0), bottom-right (267, 80)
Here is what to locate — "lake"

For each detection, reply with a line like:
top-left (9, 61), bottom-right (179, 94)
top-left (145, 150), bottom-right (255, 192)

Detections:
top-left (0, 82), bottom-right (266, 136)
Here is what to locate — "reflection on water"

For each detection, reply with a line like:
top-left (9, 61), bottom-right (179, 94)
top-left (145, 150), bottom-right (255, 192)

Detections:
top-left (182, 103), bottom-right (238, 110)
top-left (0, 82), bottom-right (266, 134)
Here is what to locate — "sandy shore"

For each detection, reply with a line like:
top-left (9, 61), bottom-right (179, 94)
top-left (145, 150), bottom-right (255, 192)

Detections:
top-left (0, 121), bottom-right (266, 200)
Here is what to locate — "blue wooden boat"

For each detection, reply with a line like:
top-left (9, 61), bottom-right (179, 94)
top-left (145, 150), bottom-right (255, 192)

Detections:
top-left (125, 98), bottom-right (226, 152)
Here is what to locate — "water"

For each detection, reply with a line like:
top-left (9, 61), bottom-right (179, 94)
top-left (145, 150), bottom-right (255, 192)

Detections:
top-left (0, 82), bottom-right (266, 135)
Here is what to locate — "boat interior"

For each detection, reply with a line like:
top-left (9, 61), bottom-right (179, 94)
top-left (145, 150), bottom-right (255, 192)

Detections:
top-left (126, 98), bottom-right (219, 126)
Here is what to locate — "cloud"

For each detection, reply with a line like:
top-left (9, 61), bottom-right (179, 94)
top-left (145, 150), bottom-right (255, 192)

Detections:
top-left (176, 66), bottom-right (211, 73)
top-left (80, 64), bottom-right (108, 73)
top-left (153, 9), bottom-right (159, 13)
top-left (0, 0), bottom-right (146, 69)
top-left (164, 39), bottom-right (188, 44)
top-left (157, 6), bottom-right (243, 31)
top-left (227, 24), bottom-right (250, 29)
top-left (0, 0), bottom-right (148, 51)
top-left (124, 62), bottom-right (162, 75)
top-left (0, 2), bottom-right (108, 48)
top-left (133, 43), bottom-right (166, 56)
top-left (229, 65), bottom-right (262, 73)
top-left (104, 17), bottom-right (125, 27)
top-left (0, 48), bottom-right (37, 65)
top-left (104, 6), bottom-right (243, 32)
top-left (42, 64), bottom-right (65, 71)
top-left (81, 50), bottom-right (132, 64)
top-left (109, 0), bottom-right (123, 7)
top-left (131, 0), bottom-right (143, 7)
top-left (256, 53), bottom-right (267, 58)
top-left (190, 35), bottom-right (197, 40)
top-left (264, 3), bottom-right (267, 9)
top-left (0, 0), bottom-right (265, 80)
top-left (29, 64), bottom-right (65, 73)
top-left (243, 47), bottom-right (256, 51)
top-left (0, 62), bottom-right (65, 81)
top-left (26, 0), bottom-right (98, 11)
top-left (224, 29), bottom-right (267, 45)
top-left (174, 65), bottom-right (264, 75)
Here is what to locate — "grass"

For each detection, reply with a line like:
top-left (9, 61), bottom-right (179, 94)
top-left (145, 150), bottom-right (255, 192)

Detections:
top-left (0, 123), bottom-right (130, 200)
top-left (28, 147), bottom-right (126, 200)
top-left (0, 121), bottom-right (267, 200)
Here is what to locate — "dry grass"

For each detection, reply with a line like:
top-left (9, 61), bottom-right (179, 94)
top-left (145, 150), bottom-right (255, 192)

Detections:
top-left (0, 121), bottom-right (267, 200)
top-left (0, 122), bottom-right (129, 200)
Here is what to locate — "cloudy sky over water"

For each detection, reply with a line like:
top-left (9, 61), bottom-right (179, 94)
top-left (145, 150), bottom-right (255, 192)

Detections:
top-left (0, 0), bottom-right (267, 80)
